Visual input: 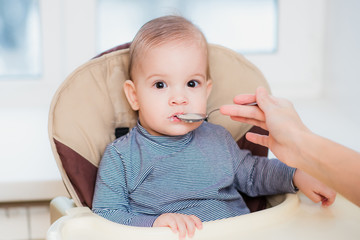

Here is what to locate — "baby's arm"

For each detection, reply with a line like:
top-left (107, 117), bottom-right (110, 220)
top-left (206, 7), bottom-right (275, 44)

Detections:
top-left (293, 169), bottom-right (336, 206)
top-left (153, 213), bottom-right (203, 240)
top-left (92, 145), bottom-right (157, 226)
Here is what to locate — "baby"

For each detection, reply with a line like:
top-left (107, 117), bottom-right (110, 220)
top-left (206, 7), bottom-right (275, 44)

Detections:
top-left (92, 15), bottom-right (336, 239)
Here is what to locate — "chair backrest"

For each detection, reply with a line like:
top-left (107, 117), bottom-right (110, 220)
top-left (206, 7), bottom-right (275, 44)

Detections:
top-left (48, 44), bottom-right (270, 209)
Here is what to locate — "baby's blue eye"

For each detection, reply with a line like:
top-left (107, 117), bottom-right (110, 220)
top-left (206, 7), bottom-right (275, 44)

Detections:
top-left (187, 80), bottom-right (199, 88)
top-left (154, 81), bottom-right (167, 89)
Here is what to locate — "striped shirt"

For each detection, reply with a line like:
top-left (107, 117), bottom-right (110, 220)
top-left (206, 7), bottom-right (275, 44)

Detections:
top-left (92, 121), bottom-right (296, 227)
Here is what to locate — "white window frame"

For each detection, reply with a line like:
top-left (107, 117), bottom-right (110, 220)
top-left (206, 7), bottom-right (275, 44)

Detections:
top-left (0, 0), bottom-right (97, 108)
top-left (0, 0), bottom-right (327, 109)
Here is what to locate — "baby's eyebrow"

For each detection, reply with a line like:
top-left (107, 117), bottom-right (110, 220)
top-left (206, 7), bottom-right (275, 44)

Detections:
top-left (147, 73), bottom-right (166, 78)
top-left (146, 73), bottom-right (167, 80)
top-left (190, 73), bottom-right (206, 79)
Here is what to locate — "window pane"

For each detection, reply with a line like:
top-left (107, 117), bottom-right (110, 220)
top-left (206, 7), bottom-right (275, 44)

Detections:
top-left (0, 0), bottom-right (42, 78)
top-left (97, 0), bottom-right (277, 54)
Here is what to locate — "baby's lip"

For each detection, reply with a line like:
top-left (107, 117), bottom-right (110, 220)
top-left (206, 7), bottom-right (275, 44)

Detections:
top-left (171, 112), bottom-right (184, 118)
top-left (169, 112), bottom-right (184, 121)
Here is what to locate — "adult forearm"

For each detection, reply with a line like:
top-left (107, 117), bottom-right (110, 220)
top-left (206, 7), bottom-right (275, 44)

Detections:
top-left (298, 131), bottom-right (360, 206)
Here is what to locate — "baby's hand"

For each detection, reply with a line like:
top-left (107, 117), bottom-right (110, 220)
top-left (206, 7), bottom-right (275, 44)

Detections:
top-left (293, 169), bottom-right (336, 207)
top-left (153, 213), bottom-right (203, 239)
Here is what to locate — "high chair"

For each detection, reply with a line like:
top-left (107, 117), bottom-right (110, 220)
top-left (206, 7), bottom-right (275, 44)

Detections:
top-left (47, 43), bottom-right (360, 240)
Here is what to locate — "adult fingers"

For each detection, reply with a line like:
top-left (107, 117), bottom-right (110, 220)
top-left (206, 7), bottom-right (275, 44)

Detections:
top-left (256, 87), bottom-right (295, 114)
top-left (245, 132), bottom-right (270, 148)
top-left (229, 116), bottom-right (268, 130)
top-left (255, 87), bottom-right (274, 112)
top-left (220, 104), bottom-right (265, 122)
top-left (233, 94), bottom-right (256, 105)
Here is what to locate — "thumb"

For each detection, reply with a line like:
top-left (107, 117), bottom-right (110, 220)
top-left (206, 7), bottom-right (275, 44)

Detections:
top-left (256, 87), bottom-right (273, 112)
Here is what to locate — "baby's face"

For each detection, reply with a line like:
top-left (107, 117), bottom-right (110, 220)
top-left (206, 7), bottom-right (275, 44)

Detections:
top-left (131, 41), bottom-right (211, 136)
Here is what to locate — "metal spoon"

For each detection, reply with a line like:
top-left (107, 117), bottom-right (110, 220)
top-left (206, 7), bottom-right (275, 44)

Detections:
top-left (176, 102), bottom-right (257, 123)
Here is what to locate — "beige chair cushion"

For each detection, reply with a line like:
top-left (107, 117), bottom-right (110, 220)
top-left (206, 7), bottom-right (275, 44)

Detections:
top-left (49, 44), bottom-right (270, 207)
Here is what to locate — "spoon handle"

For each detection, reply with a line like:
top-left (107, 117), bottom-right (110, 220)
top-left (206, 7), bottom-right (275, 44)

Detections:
top-left (208, 102), bottom-right (257, 117)
top-left (206, 108), bottom-right (220, 117)
top-left (245, 102), bottom-right (258, 106)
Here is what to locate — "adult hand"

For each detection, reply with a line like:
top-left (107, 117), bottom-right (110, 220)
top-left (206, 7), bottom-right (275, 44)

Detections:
top-left (221, 87), bottom-right (360, 206)
top-left (220, 87), bottom-right (309, 168)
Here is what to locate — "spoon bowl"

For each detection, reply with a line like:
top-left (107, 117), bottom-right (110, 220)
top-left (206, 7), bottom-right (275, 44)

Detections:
top-left (175, 112), bottom-right (209, 123)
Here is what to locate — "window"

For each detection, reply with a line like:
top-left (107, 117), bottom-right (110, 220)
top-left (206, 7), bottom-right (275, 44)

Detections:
top-left (0, 0), bottom-right (42, 78)
top-left (97, 0), bottom-right (277, 54)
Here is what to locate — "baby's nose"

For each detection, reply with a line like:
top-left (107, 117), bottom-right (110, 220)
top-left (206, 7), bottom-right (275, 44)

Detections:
top-left (169, 95), bottom-right (188, 105)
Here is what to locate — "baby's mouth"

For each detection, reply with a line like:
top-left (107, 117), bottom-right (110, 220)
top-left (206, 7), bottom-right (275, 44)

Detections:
top-left (169, 113), bottom-right (183, 122)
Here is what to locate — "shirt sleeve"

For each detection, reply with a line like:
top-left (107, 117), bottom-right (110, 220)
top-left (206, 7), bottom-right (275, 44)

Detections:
top-left (92, 144), bottom-right (158, 227)
top-left (224, 131), bottom-right (297, 197)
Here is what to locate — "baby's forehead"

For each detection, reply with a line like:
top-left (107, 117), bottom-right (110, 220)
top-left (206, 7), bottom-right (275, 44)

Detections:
top-left (141, 39), bottom-right (208, 57)
top-left (130, 37), bottom-right (209, 80)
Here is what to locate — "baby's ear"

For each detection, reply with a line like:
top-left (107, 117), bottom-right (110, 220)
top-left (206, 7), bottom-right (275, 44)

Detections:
top-left (123, 80), bottom-right (139, 111)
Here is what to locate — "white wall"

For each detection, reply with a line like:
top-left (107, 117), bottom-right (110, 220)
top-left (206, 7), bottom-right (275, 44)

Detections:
top-left (248, 0), bottom-right (360, 104)
top-left (323, 0), bottom-right (360, 112)
top-left (246, 0), bottom-right (327, 99)
top-left (0, 0), bottom-right (97, 109)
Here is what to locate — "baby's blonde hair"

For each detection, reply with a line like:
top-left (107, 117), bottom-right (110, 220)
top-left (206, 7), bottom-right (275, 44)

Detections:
top-left (129, 15), bottom-right (210, 80)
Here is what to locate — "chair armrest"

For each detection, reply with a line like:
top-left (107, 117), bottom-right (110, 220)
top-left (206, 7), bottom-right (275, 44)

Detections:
top-left (50, 196), bottom-right (76, 223)
top-left (47, 194), bottom-right (299, 240)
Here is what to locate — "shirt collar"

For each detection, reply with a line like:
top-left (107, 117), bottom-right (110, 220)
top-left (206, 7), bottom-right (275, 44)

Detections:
top-left (136, 121), bottom-right (194, 150)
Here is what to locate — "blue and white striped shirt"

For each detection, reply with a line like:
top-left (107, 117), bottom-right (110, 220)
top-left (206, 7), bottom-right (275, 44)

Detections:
top-left (92, 121), bottom-right (296, 227)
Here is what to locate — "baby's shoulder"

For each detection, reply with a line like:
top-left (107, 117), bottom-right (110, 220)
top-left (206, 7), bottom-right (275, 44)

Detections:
top-left (108, 127), bottom-right (136, 150)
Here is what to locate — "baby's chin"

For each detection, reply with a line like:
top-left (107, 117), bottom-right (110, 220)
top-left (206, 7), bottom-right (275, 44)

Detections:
top-left (164, 123), bottom-right (202, 136)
